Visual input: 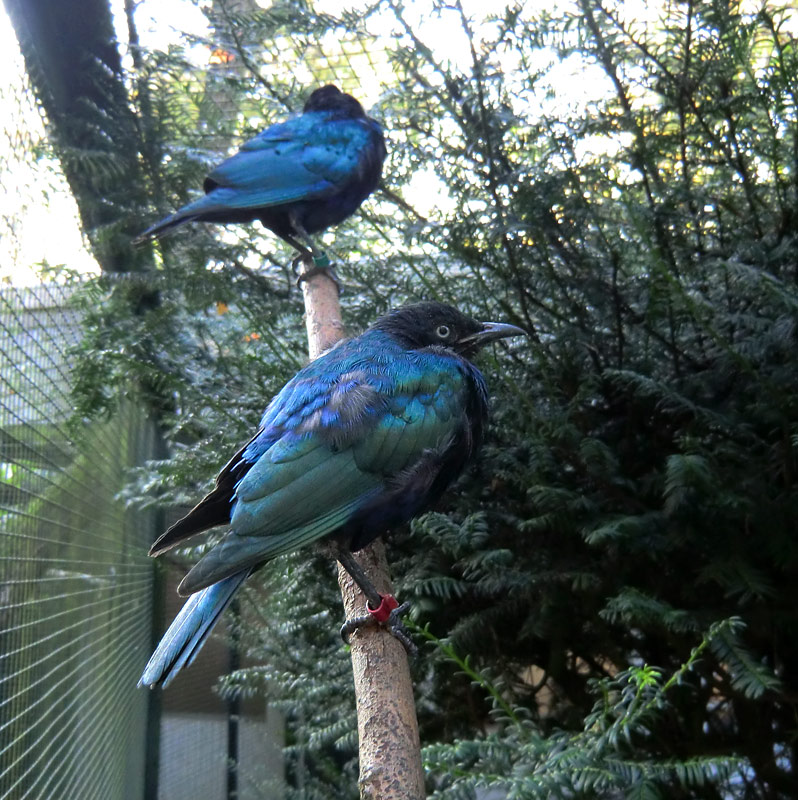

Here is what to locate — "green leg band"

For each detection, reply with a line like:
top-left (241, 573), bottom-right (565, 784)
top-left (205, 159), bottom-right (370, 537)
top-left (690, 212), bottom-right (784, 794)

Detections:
top-left (313, 251), bottom-right (331, 270)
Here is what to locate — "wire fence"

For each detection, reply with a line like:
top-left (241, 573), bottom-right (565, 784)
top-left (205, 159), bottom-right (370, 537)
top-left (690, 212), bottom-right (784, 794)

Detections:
top-left (0, 283), bottom-right (158, 800)
top-left (0, 283), bottom-right (284, 799)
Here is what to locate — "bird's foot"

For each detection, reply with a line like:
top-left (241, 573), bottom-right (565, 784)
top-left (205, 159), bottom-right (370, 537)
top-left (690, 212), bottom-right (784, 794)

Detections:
top-left (294, 251), bottom-right (341, 293)
top-left (340, 594), bottom-right (417, 656)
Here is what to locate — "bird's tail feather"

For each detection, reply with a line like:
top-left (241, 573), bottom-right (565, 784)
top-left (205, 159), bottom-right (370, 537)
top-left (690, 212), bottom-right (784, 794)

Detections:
top-left (138, 569), bottom-right (250, 689)
top-left (132, 209), bottom-right (202, 244)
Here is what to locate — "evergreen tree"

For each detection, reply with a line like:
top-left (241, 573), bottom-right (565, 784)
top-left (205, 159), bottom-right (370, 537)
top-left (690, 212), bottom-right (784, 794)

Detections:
top-left (17, 0), bottom-right (798, 796)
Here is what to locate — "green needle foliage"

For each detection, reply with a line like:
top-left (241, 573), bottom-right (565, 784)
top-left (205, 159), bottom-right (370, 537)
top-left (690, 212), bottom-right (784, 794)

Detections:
top-left (418, 619), bottom-right (745, 799)
top-left (47, 0), bottom-right (798, 796)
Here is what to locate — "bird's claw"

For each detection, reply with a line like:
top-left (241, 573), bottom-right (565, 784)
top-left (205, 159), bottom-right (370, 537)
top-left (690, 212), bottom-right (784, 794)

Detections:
top-left (385, 602), bottom-right (417, 655)
top-left (340, 598), bottom-right (417, 656)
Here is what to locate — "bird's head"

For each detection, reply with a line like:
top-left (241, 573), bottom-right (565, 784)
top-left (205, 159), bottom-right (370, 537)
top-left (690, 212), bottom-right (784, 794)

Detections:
top-left (374, 301), bottom-right (526, 356)
top-left (303, 85), bottom-right (366, 118)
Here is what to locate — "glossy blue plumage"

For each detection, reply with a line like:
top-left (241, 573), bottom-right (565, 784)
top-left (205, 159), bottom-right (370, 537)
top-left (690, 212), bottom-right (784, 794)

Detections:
top-left (135, 85), bottom-right (386, 252)
top-left (139, 303), bottom-right (523, 688)
top-left (138, 572), bottom-right (248, 689)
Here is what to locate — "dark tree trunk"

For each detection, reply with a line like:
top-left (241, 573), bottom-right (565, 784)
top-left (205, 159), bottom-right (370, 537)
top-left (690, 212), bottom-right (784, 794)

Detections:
top-left (4, 0), bottom-right (151, 272)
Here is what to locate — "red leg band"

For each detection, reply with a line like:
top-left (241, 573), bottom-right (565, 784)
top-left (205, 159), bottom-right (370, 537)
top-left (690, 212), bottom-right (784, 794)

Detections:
top-left (367, 593), bottom-right (399, 623)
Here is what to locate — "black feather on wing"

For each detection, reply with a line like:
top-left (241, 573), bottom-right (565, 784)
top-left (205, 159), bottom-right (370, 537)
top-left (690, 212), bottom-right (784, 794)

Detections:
top-left (148, 437), bottom-right (258, 556)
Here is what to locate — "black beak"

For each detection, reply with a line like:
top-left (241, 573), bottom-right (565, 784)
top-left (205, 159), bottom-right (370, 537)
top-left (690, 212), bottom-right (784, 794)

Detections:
top-left (458, 321), bottom-right (527, 350)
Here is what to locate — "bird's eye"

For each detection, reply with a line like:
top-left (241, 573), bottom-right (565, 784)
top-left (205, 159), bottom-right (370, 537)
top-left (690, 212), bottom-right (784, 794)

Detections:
top-left (436, 325), bottom-right (451, 339)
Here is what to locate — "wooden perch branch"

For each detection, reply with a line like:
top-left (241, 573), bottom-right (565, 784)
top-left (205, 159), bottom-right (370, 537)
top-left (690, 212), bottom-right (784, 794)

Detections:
top-left (298, 265), bottom-right (425, 800)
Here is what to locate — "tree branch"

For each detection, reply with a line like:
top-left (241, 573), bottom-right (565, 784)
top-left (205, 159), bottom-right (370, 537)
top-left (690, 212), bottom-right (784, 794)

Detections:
top-left (298, 264), bottom-right (425, 799)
